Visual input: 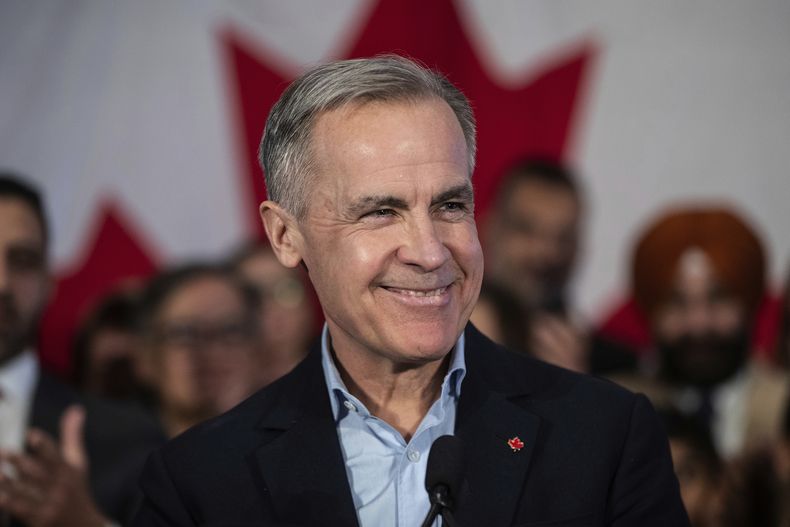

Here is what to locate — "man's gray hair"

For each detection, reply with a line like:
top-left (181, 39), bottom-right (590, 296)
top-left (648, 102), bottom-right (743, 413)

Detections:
top-left (258, 54), bottom-right (477, 218)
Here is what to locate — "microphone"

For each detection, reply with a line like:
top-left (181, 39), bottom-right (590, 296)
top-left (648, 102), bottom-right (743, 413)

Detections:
top-left (421, 435), bottom-right (463, 527)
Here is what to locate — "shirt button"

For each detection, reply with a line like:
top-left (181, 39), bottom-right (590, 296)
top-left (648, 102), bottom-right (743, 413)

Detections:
top-left (407, 449), bottom-right (420, 462)
top-left (343, 400), bottom-right (357, 412)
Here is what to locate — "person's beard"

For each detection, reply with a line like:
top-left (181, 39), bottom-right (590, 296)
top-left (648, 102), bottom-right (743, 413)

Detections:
top-left (657, 329), bottom-right (750, 389)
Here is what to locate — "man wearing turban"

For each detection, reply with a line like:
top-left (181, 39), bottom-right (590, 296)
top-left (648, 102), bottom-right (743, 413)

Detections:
top-left (626, 206), bottom-right (788, 459)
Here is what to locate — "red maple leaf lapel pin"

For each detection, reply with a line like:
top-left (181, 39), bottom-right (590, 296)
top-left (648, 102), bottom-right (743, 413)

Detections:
top-left (507, 436), bottom-right (525, 452)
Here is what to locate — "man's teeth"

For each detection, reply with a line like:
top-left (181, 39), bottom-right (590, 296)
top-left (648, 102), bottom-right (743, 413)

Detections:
top-left (387, 286), bottom-right (448, 297)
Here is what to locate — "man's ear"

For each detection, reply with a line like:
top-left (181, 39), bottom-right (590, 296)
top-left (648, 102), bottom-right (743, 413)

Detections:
top-left (260, 200), bottom-right (304, 268)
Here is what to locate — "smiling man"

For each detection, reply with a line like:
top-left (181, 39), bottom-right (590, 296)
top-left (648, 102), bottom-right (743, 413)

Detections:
top-left (133, 55), bottom-right (688, 526)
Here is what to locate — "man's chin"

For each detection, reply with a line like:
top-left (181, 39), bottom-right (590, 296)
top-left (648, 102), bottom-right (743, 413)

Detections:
top-left (391, 332), bottom-right (460, 364)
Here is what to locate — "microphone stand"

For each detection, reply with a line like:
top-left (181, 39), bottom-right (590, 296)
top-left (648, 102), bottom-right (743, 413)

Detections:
top-left (420, 484), bottom-right (459, 527)
top-left (439, 508), bottom-right (459, 527)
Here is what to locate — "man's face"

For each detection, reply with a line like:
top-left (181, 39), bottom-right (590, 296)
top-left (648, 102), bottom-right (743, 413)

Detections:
top-left (485, 178), bottom-right (580, 310)
top-left (238, 249), bottom-right (315, 353)
top-left (84, 326), bottom-right (141, 399)
top-left (285, 99), bottom-right (483, 367)
top-left (237, 249), bottom-right (315, 383)
top-left (150, 275), bottom-right (259, 416)
top-left (653, 249), bottom-right (750, 387)
top-left (0, 198), bottom-right (48, 365)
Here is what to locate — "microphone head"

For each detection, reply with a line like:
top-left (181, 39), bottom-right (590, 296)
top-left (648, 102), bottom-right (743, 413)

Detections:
top-left (425, 435), bottom-right (464, 497)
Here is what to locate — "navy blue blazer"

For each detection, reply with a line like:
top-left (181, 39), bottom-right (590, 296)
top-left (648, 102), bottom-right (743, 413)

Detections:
top-left (133, 325), bottom-right (689, 526)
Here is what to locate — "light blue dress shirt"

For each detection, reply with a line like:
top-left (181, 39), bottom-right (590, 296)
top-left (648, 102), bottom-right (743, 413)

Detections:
top-left (321, 326), bottom-right (466, 527)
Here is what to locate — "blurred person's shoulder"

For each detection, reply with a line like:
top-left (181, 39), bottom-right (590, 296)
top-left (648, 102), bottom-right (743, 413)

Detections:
top-left (465, 323), bottom-right (648, 417)
top-left (32, 369), bottom-right (163, 443)
top-left (157, 347), bottom-right (321, 465)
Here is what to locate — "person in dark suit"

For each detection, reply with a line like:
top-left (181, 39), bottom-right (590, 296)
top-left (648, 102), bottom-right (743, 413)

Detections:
top-left (133, 55), bottom-right (688, 526)
top-left (0, 174), bottom-right (163, 526)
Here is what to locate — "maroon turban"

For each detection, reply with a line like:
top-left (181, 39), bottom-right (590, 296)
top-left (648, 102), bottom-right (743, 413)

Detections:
top-left (632, 206), bottom-right (766, 317)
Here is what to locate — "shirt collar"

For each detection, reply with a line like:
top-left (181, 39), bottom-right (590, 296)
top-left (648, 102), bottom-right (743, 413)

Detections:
top-left (0, 350), bottom-right (39, 403)
top-left (320, 324), bottom-right (467, 421)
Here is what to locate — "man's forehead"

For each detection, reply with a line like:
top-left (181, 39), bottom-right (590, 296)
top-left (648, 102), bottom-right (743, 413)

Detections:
top-left (308, 100), bottom-right (470, 199)
top-left (677, 248), bottom-right (712, 281)
top-left (0, 197), bottom-right (45, 247)
top-left (505, 178), bottom-right (578, 208)
top-left (311, 97), bottom-right (465, 152)
top-left (320, 96), bottom-right (437, 121)
top-left (669, 248), bottom-right (734, 298)
top-left (159, 276), bottom-right (246, 320)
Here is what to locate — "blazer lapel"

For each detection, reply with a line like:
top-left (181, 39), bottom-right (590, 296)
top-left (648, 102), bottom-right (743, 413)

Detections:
top-left (455, 326), bottom-right (542, 526)
top-left (251, 348), bottom-right (360, 527)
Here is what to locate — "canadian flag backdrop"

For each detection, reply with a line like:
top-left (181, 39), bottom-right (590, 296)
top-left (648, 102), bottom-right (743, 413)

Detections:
top-left (1, 0), bottom-right (789, 375)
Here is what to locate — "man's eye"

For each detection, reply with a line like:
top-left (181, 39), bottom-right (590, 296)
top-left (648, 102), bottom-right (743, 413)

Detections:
top-left (7, 248), bottom-right (44, 272)
top-left (439, 202), bottom-right (468, 213)
top-left (366, 209), bottom-right (395, 218)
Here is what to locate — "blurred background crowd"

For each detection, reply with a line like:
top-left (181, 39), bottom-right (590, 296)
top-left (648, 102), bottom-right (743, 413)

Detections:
top-left (2, 0), bottom-right (789, 525)
top-left (4, 156), bottom-right (790, 525)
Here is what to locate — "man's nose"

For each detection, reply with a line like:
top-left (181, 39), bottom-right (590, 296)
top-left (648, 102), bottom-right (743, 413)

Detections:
top-left (532, 232), bottom-right (568, 264)
top-left (396, 215), bottom-right (450, 271)
top-left (685, 301), bottom-right (714, 336)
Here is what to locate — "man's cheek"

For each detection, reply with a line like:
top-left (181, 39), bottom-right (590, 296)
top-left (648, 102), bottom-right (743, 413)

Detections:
top-left (351, 236), bottom-right (394, 273)
top-left (712, 304), bottom-right (745, 334)
top-left (12, 280), bottom-right (45, 320)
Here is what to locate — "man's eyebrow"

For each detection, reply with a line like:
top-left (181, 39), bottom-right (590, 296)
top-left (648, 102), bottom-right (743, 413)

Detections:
top-left (346, 184), bottom-right (474, 216)
top-left (347, 195), bottom-right (409, 216)
top-left (431, 184), bottom-right (474, 206)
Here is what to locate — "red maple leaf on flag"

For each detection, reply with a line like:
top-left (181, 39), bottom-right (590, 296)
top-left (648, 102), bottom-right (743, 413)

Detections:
top-left (38, 203), bottom-right (158, 375)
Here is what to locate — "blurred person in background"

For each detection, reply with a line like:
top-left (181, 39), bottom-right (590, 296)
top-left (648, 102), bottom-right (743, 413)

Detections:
top-left (71, 288), bottom-right (147, 401)
top-left (137, 263), bottom-right (263, 438)
top-left (659, 408), bottom-right (726, 527)
top-left (469, 280), bottom-right (529, 352)
top-left (229, 242), bottom-right (317, 386)
top-left (617, 206), bottom-right (789, 459)
top-left (0, 173), bottom-right (162, 526)
top-left (717, 395), bottom-right (790, 527)
top-left (476, 158), bottom-right (636, 375)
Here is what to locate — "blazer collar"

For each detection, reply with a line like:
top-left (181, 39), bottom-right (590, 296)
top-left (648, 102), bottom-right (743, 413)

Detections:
top-left (252, 344), bottom-right (360, 527)
top-left (454, 324), bottom-right (542, 526)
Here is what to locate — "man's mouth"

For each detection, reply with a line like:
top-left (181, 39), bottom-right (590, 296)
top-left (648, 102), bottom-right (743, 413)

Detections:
top-left (381, 286), bottom-right (449, 297)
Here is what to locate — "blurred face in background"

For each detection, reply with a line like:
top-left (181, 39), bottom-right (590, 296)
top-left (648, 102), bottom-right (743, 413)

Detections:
top-left (82, 326), bottom-right (141, 398)
top-left (73, 289), bottom-right (145, 399)
top-left (236, 247), bottom-right (315, 384)
top-left (147, 274), bottom-right (259, 435)
top-left (653, 249), bottom-right (750, 387)
top-left (485, 178), bottom-right (580, 311)
top-left (0, 197), bottom-right (49, 365)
